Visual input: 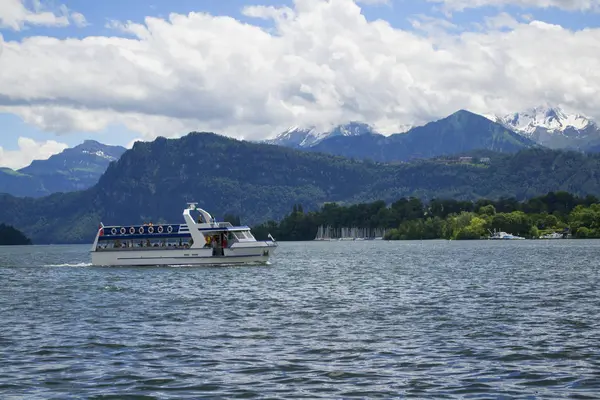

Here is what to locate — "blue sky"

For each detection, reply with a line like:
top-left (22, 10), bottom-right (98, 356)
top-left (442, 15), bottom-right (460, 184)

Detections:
top-left (0, 0), bottom-right (599, 168)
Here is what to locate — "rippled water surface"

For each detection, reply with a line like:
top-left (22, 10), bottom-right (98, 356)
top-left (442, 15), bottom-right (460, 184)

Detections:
top-left (1, 241), bottom-right (600, 399)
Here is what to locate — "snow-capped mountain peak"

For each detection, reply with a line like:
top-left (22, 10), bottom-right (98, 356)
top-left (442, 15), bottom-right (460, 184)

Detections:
top-left (266, 122), bottom-right (378, 148)
top-left (486, 106), bottom-right (600, 150)
top-left (491, 106), bottom-right (593, 135)
top-left (267, 126), bottom-right (323, 148)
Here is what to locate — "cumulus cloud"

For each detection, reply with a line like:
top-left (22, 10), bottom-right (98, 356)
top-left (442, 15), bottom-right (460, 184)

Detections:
top-left (484, 12), bottom-right (520, 29)
top-left (428, 0), bottom-right (600, 12)
top-left (0, 0), bottom-right (599, 142)
top-left (70, 11), bottom-right (88, 28)
top-left (356, 0), bottom-right (391, 5)
top-left (0, 0), bottom-right (86, 31)
top-left (0, 137), bottom-right (68, 169)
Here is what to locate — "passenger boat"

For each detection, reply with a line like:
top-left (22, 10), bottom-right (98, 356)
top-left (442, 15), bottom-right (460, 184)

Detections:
top-left (91, 203), bottom-right (277, 266)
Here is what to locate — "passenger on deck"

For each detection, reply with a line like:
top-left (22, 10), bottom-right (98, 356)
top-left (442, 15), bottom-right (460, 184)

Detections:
top-left (211, 235), bottom-right (218, 256)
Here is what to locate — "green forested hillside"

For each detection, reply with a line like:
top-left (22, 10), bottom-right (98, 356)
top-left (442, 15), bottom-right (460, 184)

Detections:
top-left (1, 132), bottom-right (600, 244)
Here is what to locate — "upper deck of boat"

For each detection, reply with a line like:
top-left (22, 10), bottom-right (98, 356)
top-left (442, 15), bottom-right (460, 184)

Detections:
top-left (98, 222), bottom-right (252, 241)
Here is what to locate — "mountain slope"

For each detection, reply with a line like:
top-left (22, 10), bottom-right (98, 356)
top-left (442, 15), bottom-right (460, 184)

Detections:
top-left (1, 133), bottom-right (600, 245)
top-left (0, 140), bottom-right (126, 197)
top-left (264, 122), bottom-right (379, 148)
top-left (309, 110), bottom-right (536, 162)
top-left (489, 107), bottom-right (600, 150)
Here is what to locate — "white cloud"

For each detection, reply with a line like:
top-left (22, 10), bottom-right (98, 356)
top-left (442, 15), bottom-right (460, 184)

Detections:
top-left (410, 14), bottom-right (459, 35)
top-left (0, 137), bottom-right (68, 169)
top-left (70, 12), bottom-right (88, 28)
top-left (241, 5), bottom-right (295, 20)
top-left (427, 0), bottom-right (600, 12)
top-left (484, 12), bottom-right (520, 29)
top-left (126, 138), bottom-right (145, 149)
top-left (0, 0), bottom-right (86, 31)
top-left (356, 0), bottom-right (391, 5)
top-left (0, 0), bottom-right (599, 142)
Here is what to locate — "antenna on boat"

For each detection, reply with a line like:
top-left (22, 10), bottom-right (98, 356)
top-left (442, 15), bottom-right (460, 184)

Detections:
top-left (187, 202), bottom-right (198, 210)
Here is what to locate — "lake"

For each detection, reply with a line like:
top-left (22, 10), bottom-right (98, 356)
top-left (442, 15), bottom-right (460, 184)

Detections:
top-left (1, 240), bottom-right (599, 398)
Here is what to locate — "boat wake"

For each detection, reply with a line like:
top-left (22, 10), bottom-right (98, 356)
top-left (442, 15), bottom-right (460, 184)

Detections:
top-left (45, 262), bottom-right (92, 268)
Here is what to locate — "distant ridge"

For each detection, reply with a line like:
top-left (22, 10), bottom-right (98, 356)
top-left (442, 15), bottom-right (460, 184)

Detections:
top-left (0, 140), bottom-right (126, 197)
top-left (264, 108), bottom-right (600, 160)
top-left (306, 110), bottom-right (536, 162)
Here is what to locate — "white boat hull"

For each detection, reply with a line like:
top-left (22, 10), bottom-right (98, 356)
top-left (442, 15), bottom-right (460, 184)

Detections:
top-left (91, 244), bottom-right (276, 266)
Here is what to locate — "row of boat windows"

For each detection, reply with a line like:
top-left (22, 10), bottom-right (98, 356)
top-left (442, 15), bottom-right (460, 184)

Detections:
top-left (104, 226), bottom-right (179, 235)
top-left (97, 238), bottom-right (193, 250)
top-left (96, 231), bottom-right (255, 250)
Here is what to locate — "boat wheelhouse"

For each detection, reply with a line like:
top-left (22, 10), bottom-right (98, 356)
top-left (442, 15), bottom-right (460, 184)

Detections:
top-left (91, 203), bottom-right (277, 266)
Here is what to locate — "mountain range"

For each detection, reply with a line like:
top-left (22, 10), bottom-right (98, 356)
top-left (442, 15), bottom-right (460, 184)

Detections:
top-left (307, 110), bottom-right (536, 162)
top-left (3, 132), bottom-right (600, 244)
top-left (265, 107), bottom-right (600, 158)
top-left (487, 107), bottom-right (600, 151)
top-left (1, 106), bottom-right (599, 200)
top-left (0, 140), bottom-right (126, 197)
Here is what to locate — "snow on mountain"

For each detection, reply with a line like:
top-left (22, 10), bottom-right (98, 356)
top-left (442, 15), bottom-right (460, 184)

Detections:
top-left (266, 108), bottom-right (600, 152)
top-left (265, 122), bottom-right (379, 148)
top-left (486, 107), bottom-right (600, 150)
top-left (1, 140), bottom-right (127, 198)
top-left (494, 107), bottom-right (591, 135)
top-left (81, 150), bottom-right (119, 161)
top-left (19, 140), bottom-right (127, 176)
top-left (266, 126), bottom-right (324, 148)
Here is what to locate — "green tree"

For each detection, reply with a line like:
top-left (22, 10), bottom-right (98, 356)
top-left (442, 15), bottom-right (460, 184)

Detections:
top-left (0, 223), bottom-right (32, 245)
top-left (478, 204), bottom-right (496, 216)
top-left (492, 211), bottom-right (532, 236)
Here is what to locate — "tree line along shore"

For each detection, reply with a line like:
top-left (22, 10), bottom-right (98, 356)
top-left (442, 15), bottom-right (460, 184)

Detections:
top-left (250, 191), bottom-right (600, 241)
top-left (0, 224), bottom-right (32, 245)
top-left (3, 191), bottom-right (599, 245)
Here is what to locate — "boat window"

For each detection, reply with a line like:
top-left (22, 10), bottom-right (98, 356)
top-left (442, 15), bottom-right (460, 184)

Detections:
top-left (233, 231), bottom-right (247, 239)
top-left (233, 230), bottom-right (254, 240)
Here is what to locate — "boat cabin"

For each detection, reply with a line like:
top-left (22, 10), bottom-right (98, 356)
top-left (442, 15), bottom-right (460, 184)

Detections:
top-left (93, 203), bottom-right (257, 255)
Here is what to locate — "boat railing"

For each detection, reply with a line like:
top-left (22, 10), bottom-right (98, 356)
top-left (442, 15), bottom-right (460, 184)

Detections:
top-left (214, 222), bottom-right (234, 228)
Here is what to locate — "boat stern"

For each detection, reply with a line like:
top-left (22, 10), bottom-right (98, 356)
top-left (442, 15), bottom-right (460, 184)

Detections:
top-left (91, 224), bottom-right (103, 252)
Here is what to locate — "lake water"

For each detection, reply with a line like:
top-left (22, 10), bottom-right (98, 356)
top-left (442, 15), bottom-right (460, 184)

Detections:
top-left (1, 240), bottom-right (599, 399)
